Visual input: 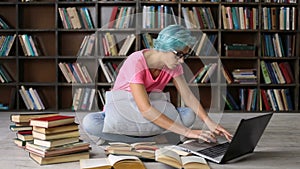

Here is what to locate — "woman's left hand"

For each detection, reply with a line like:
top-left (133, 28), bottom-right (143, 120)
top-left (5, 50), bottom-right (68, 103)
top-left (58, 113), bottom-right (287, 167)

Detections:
top-left (204, 117), bottom-right (233, 142)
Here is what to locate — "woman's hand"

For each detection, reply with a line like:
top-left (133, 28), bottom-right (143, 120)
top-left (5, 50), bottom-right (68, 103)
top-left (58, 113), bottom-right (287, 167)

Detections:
top-left (204, 117), bottom-right (233, 141)
top-left (185, 129), bottom-right (217, 143)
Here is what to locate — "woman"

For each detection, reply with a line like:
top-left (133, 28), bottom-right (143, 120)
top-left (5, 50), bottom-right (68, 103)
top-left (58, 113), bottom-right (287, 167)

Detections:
top-left (83, 25), bottom-right (232, 144)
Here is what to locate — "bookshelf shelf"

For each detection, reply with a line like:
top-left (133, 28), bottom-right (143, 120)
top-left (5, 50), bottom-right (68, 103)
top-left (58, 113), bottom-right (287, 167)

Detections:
top-left (0, 0), bottom-right (299, 113)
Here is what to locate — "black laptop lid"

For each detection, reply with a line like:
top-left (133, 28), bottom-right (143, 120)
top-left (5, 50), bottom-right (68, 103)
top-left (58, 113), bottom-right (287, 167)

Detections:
top-left (221, 113), bottom-right (273, 163)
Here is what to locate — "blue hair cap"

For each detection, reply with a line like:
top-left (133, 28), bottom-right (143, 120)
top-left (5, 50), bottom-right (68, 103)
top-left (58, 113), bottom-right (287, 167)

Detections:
top-left (153, 24), bottom-right (196, 52)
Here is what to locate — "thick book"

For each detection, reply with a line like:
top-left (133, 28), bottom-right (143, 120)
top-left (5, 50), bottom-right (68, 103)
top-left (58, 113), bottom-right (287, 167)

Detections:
top-left (29, 151), bottom-right (89, 165)
top-left (25, 141), bottom-right (90, 157)
top-left (32, 123), bottom-right (78, 134)
top-left (80, 154), bottom-right (146, 169)
top-left (32, 130), bottom-right (80, 140)
top-left (10, 113), bottom-right (59, 123)
top-left (10, 125), bottom-right (33, 132)
top-left (33, 137), bottom-right (80, 148)
top-left (155, 148), bottom-right (210, 169)
top-left (30, 115), bottom-right (75, 128)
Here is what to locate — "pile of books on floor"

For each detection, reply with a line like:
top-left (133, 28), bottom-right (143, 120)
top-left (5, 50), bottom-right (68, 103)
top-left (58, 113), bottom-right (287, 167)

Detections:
top-left (80, 143), bottom-right (211, 169)
top-left (10, 113), bottom-right (90, 165)
top-left (10, 113), bottom-right (59, 148)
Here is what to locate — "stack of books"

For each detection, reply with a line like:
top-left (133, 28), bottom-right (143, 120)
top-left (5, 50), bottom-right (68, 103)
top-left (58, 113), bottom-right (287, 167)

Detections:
top-left (232, 68), bottom-right (257, 84)
top-left (10, 113), bottom-right (59, 148)
top-left (105, 142), bottom-right (159, 160)
top-left (25, 115), bottom-right (90, 165)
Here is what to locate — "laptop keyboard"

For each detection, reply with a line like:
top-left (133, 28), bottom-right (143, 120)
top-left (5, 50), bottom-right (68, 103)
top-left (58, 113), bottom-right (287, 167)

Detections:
top-left (197, 142), bottom-right (230, 158)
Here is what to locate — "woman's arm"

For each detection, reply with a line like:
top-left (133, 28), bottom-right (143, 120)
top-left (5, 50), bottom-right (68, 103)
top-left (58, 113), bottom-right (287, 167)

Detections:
top-left (173, 75), bottom-right (232, 141)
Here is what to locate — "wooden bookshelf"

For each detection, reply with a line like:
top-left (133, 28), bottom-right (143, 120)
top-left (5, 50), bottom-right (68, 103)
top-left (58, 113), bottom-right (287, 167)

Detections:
top-left (0, 0), bottom-right (299, 113)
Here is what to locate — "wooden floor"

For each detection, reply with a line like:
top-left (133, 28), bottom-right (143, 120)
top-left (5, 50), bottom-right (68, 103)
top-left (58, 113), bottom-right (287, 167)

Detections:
top-left (0, 112), bottom-right (299, 169)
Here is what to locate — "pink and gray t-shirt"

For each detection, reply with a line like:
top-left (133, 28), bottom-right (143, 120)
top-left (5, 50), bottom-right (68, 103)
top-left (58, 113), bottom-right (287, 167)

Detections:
top-left (112, 49), bottom-right (183, 92)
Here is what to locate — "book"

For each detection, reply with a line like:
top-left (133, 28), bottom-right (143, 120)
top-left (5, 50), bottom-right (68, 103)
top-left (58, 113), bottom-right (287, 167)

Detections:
top-left (80, 154), bottom-right (146, 169)
top-left (25, 141), bottom-right (90, 157)
top-left (10, 113), bottom-right (59, 123)
top-left (30, 115), bottom-right (75, 128)
top-left (155, 148), bottom-right (210, 169)
top-left (29, 151), bottom-right (89, 165)
top-left (33, 137), bottom-right (80, 148)
top-left (105, 142), bottom-right (158, 160)
top-left (10, 125), bottom-right (32, 132)
top-left (32, 130), bottom-right (80, 140)
top-left (16, 130), bottom-right (33, 141)
top-left (32, 123), bottom-right (78, 134)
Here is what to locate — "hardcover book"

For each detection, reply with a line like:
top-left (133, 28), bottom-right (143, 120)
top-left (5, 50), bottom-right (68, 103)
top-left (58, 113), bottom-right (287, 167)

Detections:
top-left (25, 141), bottom-right (90, 158)
top-left (30, 115), bottom-right (75, 128)
top-left (29, 151), bottom-right (89, 165)
top-left (32, 123), bottom-right (78, 134)
top-left (10, 113), bottom-right (59, 123)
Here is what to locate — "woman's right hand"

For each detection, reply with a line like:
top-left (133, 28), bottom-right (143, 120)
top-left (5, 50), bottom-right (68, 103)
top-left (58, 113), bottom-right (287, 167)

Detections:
top-left (185, 129), bottom-right (217, 143)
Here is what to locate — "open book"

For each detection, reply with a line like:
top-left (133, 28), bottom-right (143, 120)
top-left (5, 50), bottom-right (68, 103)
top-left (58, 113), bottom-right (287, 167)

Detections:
top-left (155, 147), bottom-right (210, 169)
top-left (80, 154), bottom-right (146, 169)
top-left (105, 142), bottom-right (158, 159)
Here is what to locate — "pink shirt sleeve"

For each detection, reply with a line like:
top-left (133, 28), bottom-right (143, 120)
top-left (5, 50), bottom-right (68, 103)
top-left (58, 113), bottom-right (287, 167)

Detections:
top-left (112, 49), bottom-right (183, 92)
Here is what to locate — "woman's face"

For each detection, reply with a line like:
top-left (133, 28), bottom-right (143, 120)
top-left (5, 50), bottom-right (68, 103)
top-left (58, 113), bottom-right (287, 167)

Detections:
top-left (164, 47), bottom-right (190, 70)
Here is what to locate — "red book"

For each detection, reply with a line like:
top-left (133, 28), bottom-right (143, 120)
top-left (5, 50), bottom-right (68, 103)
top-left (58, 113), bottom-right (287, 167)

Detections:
top-left (278, 62), bottom-right (292, 84)
top-left (108, 7), bottom-right (119, 28)
top-left (30, 115), bottom-right (75, 128)
top-left (281, 62), bottom-right (294, 83)
top-left (261, 89), bottom-right (271, 111)
top-left (18, 130), bottom-right (32, 135)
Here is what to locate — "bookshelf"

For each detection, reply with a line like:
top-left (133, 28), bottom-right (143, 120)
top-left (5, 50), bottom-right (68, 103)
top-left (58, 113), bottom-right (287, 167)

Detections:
top-left (0, 0), bottom-right (299, 113)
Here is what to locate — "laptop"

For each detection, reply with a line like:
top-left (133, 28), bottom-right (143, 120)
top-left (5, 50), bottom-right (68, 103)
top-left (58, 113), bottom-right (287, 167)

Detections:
top-left (175, 113), bottom-right (273, 164)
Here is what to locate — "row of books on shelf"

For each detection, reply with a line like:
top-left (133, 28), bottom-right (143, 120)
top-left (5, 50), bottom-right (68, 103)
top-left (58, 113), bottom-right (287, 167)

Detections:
top-left (19, 86), bottom-right (46, 110)
top-left (19, 34), bottom-right (45, 57)
top-left (221, 6), bottom-right (258, 30)
top-left (72, 87), bottom-right (96, 111)
top-left (59, 62), bottom-right (93, 83)
top-left (262, 33), bottom-right (296, 57)
top-left (77, 33), bottom-right (96, 57)
top-left (224, 43), bottom-right (255, 57)
top-left (102, 32), bottom-right (136, 56)
top-left (189, 63), bottom-right (218, 84)
top-left (262, 6), bottom-right (297, 31)
top-left (58, 7), bottom-right (95, 29)
top-left (0, 34), bottom-right (16, 56)
top-left (142, 5), bottom-right (177, 29)
top-left (0, 64), bottom-right (13, 83)
top-left (106, 6), bottom-right (135, 29)
top-left (10, 113), bottom-right (90, 165)
top-left (261, 61), bottom-right (294, 84)
top-left (182, 6), bottom-right (216, 29)
top-left (98, 59), bottom-right (118, 83)
top-left (224, 88), bottom-right (293, 111)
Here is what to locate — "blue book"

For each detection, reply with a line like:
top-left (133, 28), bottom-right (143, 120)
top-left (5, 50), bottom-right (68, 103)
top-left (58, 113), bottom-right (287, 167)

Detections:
top-left (239, 88), bottom-right (245, 111)
top-left (265, 61), bottom-right (277, 84)
top-left (284, 88), bottom-right (293, 111)
top-left (227, 92), bottom-right (240, 110)
top-left (231, 7), bottom-right (240, 29)
top-left (251, 89), bottom-right (257, 111)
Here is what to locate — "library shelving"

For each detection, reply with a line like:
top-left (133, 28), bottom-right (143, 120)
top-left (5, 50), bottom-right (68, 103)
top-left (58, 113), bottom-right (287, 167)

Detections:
top-left (0, 0), bottom-right (299, 113)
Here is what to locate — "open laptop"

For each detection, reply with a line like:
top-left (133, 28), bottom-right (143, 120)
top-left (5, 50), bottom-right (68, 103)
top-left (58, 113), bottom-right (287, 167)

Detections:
top-left (175, 113), bottom-right (273, 164)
